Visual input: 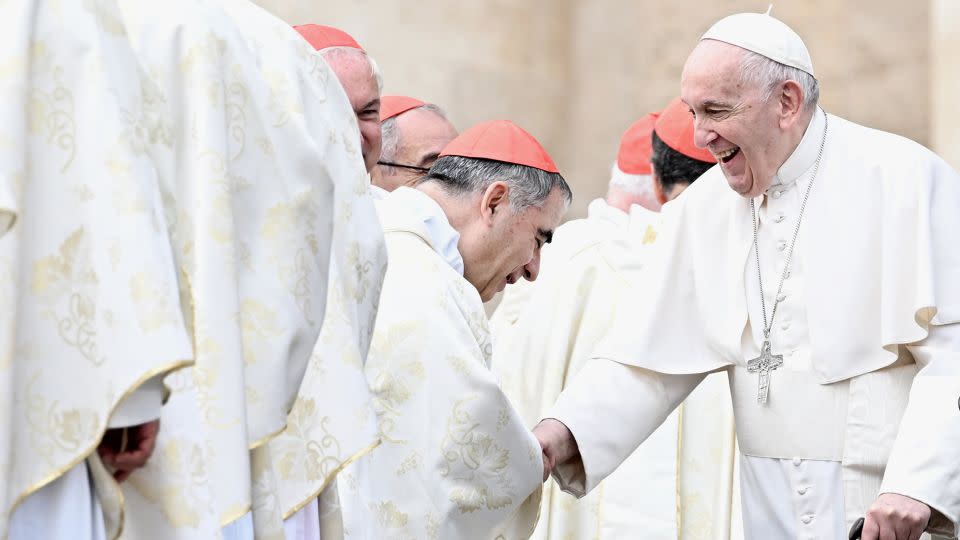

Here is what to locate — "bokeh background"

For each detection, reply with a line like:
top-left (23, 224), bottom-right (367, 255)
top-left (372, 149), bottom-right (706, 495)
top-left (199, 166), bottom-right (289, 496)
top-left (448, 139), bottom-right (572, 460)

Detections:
top-left (257, 0), bottom-right (960, 219)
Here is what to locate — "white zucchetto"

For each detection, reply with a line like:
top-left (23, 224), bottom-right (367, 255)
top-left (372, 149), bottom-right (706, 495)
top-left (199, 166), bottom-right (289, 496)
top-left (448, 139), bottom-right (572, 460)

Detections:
top-left (701, 10), bottom-right (815, 77)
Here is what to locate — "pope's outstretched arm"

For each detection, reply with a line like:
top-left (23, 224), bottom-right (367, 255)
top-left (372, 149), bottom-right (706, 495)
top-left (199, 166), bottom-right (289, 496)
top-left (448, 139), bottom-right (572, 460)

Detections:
top-left (534, 358), bottom-right (704, 495)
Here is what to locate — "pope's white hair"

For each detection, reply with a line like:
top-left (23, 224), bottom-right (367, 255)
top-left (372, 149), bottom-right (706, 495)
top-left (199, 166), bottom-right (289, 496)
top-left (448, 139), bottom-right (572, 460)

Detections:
top-left (739, 49), bottom-right (819, 111)
top-left (608, 162), bottom-right (655, 196)
top-left (321, 46), bottom-right (384, 92)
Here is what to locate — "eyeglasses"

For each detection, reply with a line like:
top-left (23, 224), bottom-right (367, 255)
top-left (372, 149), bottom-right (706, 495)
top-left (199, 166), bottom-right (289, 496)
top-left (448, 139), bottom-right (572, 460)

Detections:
top-left (377, 161), bottom-right (431, 173)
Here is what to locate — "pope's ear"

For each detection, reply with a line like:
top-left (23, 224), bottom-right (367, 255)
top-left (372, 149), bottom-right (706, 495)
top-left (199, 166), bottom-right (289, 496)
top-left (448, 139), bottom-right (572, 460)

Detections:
top-left (480, 181), bottom-right (509, 224)
top-left (778, 79), bottom-right (805, 128)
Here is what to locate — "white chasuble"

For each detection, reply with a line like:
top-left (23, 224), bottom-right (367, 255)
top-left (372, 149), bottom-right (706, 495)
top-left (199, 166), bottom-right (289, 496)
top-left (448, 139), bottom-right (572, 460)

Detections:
top-left (491, 198), bottom-right (740, 540)
top-left (336, 187), bottom-right (543, 540)
top-left (550, 109), bottom-right (960, 539)
top-left (110, 1), bottom-right (376, 538)
top-left (271, 138), bottom-right (387, 540)
top-left (1, 0), bottom-right (194, 538)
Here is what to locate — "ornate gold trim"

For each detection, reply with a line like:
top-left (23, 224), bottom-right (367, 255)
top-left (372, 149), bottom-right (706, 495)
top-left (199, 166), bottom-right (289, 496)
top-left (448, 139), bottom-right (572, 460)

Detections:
top-left (280, 438), bottom-right (382, 520)
top-left (219, 503), bottom-right (253, 528)
top-left (5, 357), bottom-right (194, 539)
top-left (675, 402), bottom-right (685, 540)
top-left (248, 422), bottom-right (290, 451)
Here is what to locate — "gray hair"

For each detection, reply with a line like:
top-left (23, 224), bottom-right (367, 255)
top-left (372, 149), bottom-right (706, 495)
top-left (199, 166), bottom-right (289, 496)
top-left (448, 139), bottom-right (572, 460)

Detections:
top-left (321, 46), bottom-right (384, 92)
top-left (739, 50), bottom-right (819, 111)
top-left (380, 103), bottom-right (448, 164)
top-left (421, 155), bottom-right (572, 212)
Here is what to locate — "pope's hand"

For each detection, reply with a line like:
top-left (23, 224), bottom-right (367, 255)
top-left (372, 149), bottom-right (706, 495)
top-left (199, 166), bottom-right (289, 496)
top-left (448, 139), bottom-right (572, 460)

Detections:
top-left (533, 418), bottom-right (579, 482)
top-left (97, 419), bottom-right (161, 483)
top-left (861, 493), bottom-right (930, 540)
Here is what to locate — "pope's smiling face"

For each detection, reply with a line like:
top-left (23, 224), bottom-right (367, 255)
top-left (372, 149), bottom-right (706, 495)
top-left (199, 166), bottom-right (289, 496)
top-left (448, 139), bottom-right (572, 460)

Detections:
top-left (681, 40), bottom-right (806, 198)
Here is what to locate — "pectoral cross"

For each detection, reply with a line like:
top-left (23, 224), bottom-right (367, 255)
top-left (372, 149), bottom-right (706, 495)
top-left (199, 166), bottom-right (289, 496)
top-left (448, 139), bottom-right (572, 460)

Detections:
top-left (747, 340), bottom-right (783, 405)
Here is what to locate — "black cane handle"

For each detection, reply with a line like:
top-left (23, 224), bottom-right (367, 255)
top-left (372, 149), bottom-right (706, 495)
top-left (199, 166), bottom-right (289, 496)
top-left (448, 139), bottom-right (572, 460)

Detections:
top-left (848, 517), bottom-right (865, 539)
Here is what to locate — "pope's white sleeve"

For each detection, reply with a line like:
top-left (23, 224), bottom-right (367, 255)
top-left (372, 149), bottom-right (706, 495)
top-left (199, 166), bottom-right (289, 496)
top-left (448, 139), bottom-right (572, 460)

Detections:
top-left (107, 375), bottom-right (165, 428)
top-left (546, 358), bottom-right (704, 497)
top-left (880, 322), bottom-right (960, 536)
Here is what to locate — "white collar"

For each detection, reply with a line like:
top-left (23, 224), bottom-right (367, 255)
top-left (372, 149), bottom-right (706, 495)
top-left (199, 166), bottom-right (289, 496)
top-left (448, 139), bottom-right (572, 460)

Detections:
top-left (369, 184), bottom-right (389, 200)
top-left (769, 107), bottom-right (827, 192)
top-left (378, 187), bottom-right (464, 275)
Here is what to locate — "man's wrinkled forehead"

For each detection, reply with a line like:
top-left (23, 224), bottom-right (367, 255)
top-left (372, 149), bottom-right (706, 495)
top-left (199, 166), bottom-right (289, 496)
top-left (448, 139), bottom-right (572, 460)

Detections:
top-left (681, 40), bottom-right (748, 105)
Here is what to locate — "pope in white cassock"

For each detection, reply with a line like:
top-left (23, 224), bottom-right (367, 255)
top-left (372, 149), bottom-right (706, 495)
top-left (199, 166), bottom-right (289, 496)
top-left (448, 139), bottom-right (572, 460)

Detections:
top-left (492, 98), bottom-right (742, 540)
top-left (535, 11), bottom-right (960, 540)
top-left (337, 120), bottom-right (572, 540)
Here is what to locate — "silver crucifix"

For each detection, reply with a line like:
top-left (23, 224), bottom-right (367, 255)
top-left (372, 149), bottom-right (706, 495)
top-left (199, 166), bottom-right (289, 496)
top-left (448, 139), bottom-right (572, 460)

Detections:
top-left (747, 340), bottom-right (783, 405)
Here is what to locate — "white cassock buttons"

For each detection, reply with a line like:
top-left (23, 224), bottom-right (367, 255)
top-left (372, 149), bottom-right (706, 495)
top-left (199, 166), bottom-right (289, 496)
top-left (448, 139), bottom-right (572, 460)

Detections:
top-left (801, 514), bottom-right (815, 524)
top-left (777, 293), bottom-right (787, 302)
top-left (773, 190), bottom-right (782, 199)
top-left (777, 241), bottom-right (787, 252)
top-left (781, 322), bottom-right (791, 331)
top-left (792, 456), bottom-right (802, 466)
top-left (775, 214), bottom-right (786, 223)
top-left (797, 486), bottom-right (809, 495)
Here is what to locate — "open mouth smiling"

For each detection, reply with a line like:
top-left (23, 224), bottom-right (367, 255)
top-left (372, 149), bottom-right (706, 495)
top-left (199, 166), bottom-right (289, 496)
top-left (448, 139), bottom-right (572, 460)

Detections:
top-left (714, 147), bottom-right (740, 163)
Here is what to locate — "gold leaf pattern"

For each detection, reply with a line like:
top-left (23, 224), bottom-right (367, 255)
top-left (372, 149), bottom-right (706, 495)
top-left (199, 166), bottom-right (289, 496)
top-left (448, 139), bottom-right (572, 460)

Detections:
top-left (129, 271), bottom-right (177, 332)
top-left (372, 501), bottom-right (409, 529)
top-left (440, 396), bottom-right (516, 513)
top-left (27, 64), bottom-right (76, 172)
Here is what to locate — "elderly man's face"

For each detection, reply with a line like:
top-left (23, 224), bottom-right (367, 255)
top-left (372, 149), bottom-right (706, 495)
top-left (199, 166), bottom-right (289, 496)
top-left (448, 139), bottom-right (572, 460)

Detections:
top-left (463, 184), bottom-right (567, 302)
top-left (328, 52), bottom-right (381, 172)
top-left (378, 108), bottom-right (458, 191)
top-left (681, 40), bottom-right (787, 198)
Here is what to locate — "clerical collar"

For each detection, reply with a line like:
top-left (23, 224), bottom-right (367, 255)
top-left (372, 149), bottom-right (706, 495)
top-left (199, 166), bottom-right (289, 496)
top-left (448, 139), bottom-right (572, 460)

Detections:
top-left (768, 107), bottom-right (827, 192)
top-left (587, 198), bottom-right (628, 227)
top-left (382, 187), bottom-right (465, 275)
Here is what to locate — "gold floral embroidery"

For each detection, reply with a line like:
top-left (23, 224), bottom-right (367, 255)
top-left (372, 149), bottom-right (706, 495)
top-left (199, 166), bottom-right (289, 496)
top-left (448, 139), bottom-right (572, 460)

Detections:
top-left (27, 64), bottom-right (76, 172)
top-left (129, 271), bottom-right (178, 332)
top-left (395, 452), bottom-right (421, 476)
top-left (128, 438), bottom-right (212, 528)
top-left (440, 396), bottom-right (515, 513)
top-left (262, 197), bottom-right (321, 323)
top-left (25, 374), bottom-right (100, 462)
top-left (496, 409), bottom-right (509, 431)
top-left (276, 398), bottom-right (345, 483)
top-left (240, 299), bottom-right (281, 364)
top-left (642, 224), bottom-right (658, 245)
top-left (31, 228), bottom-right (104, 365)
top-left (369, 343), bottom-right (424, 443)
top-left (225, 66), bottom-right (248, 160)
top-left (344, 242), bottom-right (375, 304)
top-left (371, 501), bottom-right (409, 529)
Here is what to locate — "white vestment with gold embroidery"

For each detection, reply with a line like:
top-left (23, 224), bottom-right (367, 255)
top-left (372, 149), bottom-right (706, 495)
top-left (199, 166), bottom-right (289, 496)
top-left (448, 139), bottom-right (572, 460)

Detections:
top-left (1, 1), bottom-right (195, 538)
top-left (336, 187), bottom-right (543, 540)
top-left (491, 198), bottom-right (742, 540)
top-left (550, 109), bottom-right (960, 539)
top-left (102, 1), bottom-right (380, 539)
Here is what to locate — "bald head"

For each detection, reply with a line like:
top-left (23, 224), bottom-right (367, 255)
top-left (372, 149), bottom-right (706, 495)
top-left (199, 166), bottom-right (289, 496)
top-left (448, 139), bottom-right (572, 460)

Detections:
top-left (375, 105), bottom-right (458, 192)
top-left (323, 48), bottom-right (382, 172)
